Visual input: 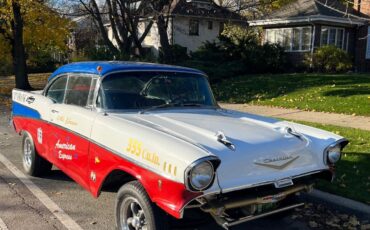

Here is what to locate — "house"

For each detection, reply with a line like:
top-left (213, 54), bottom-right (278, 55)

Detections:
top-left (68, 15), bottom-right (103, 60)
top-left (106, 0), bottom-right (246, 56)
top-left (248, 0), bottom-right (370, 71)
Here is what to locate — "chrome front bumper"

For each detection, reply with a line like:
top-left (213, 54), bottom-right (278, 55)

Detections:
top-left (200, 184), bottom-right (314, 229)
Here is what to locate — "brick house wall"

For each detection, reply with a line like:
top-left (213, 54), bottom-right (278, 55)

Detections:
top-left (353, 0), bottom-right (370, 15)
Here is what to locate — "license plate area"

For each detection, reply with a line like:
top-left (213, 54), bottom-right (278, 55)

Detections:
top-left (274, 178), bottom-right (294, 188)
top-left (253, 203), bottom-right (278, 214)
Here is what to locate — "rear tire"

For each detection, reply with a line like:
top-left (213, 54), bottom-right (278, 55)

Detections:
top-left (115, 180), bottom-right (169, 230)
top-left (22, 131), bottom-right (52, 176)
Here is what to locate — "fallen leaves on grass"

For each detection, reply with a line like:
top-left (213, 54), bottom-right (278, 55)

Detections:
top-left (292, 203), bottom-right (366, 229)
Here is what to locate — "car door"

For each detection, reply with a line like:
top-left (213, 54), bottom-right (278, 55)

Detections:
top-left (45, 74), bottom-right (98, 190)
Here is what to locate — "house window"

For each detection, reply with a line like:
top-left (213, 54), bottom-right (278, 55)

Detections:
top-left (265, 27), bottom-right (312, 52)
top-left (320, 26), bottom-right (345, 49)
top-left (208, 21), bottom-right (213, 30)
top-left (189, 20), bottom-right (199, 36)
top-left (219, 22), bottom-right (224, 35)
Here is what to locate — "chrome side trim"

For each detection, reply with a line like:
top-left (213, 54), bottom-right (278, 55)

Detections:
top-left (89, 138), bottom-right (177, 182)
top-left (15, 115), bottom-right (180, 183)
top-left (119, 115), bottom-right (213, 155)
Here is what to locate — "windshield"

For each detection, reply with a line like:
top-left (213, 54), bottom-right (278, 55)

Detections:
top-left (97, 72), bottom-right (217, 110)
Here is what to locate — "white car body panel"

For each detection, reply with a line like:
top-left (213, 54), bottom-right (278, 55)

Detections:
top-left (94, 108), bottom-right (343, 194)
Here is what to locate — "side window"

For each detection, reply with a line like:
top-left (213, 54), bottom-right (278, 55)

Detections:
top-left (64, 76), bottom-right (96, 107)
top-left (46, 76), bottom-right (68, 103)
top-left (189, 19), bottom-right (199, 36)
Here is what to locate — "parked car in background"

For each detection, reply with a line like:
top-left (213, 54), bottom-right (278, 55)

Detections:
top-left (11, 62), bottom-right (348, 229)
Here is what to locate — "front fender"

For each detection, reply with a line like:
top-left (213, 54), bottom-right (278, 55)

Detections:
top-left (89, 142), bottom-right (201, 219)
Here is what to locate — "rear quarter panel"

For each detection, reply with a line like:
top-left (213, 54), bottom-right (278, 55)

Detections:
top-left (12, 89), bottom-right (53, 159)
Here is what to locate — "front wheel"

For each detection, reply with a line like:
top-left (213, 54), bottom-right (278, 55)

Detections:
top-left (115, 181), bottom-right (168, 230)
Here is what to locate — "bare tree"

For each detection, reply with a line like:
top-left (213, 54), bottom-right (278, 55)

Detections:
top-left (150, 0), bottom-right (175, 62)
top-left (78, 0), bottom-right (155, 57)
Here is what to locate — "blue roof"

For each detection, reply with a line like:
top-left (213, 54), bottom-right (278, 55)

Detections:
top-left (49, 61), bottom-right (205, 81)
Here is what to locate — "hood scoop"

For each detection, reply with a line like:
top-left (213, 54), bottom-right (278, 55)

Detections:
top-left (216, 131), bottom-right (236, 151)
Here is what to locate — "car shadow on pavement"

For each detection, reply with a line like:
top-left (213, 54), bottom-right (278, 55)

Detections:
top-left (41, 168), bottom-right (74, 182)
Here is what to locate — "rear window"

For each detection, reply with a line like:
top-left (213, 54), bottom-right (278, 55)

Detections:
top-left (46, 76), bottom-right (68, 103)
top-left (64, 76), bottom-right (96, 107)
top-left (46, 74), bottom-right (97, 107)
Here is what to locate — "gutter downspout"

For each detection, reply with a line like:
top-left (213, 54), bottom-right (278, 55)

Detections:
top-left (309, 17), bottom-right (316, 68)
top-left (172, 16), bottom-right (174, 45)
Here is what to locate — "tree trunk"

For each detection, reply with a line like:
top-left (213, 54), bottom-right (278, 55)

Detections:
top-left (89, 0), bottom-right (120, 55)
top-left (157, 15), bottom-right (172, 63)
top-left (11, 0), bottom-right (31, 90)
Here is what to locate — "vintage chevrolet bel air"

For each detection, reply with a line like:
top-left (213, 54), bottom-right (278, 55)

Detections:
top-left (12, 62), bottom-right (348, 229)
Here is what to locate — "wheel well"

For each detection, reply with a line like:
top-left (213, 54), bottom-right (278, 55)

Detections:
top-left (99, 169), bottom-right (137, 194)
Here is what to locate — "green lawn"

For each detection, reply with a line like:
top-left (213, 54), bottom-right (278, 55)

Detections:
top-left (295, 121), bottom-right (370, 204)
top-left (213, 73), bottom-right (370, 116)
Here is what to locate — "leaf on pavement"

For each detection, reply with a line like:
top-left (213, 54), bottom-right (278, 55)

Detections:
top-left (349, 216), bottom-right (359, 226)
top-left (309, 221), bottom-right (318, 228)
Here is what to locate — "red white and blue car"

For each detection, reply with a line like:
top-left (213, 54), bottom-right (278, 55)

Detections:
top-left (12, 62), bottom-right (348, 229)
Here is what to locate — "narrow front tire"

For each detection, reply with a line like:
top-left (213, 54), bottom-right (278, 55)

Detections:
top-left (115, 180), bottom-right (168, 230)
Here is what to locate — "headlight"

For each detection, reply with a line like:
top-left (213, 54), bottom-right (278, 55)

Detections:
top-left (327, 145), bottom-right (341, 163)
top-left (185, 158), bottom-right (219, 191)
top-left (324, 139), bottom-right (348, 165)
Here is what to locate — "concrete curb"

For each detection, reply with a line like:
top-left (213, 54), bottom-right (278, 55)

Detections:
top-left (302, 189), bottom-right (370, 219)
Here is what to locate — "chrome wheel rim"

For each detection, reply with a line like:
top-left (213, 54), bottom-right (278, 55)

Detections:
top-left (23, 138), bottom-right (32, 168)
top-left (120, 197), bottom-right (147, 230)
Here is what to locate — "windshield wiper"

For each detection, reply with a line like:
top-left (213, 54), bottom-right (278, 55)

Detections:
top-left (138, 103), bottom-right (205, 114)
top-left (138, 103), bottom-right (179, 114)
top-left (181, 103), bottom-right (203, 107)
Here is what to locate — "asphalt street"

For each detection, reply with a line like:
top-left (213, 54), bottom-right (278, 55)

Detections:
top-left (0, 109), bottom-right (363, 230)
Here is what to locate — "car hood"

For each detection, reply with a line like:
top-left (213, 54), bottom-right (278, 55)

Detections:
top-left (110, 108), bottom-right (331, 192)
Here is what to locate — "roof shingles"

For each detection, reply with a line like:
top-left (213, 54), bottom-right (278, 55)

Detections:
top-left (263, 0), bottom-right (368, 20)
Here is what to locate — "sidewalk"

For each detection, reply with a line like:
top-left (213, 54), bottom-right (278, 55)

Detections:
top-left (220, 103), bottom-right (370, 131)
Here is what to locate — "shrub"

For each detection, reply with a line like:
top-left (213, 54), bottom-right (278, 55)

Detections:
top-left (306, 45), bottom-right (352, 73)
top-left (186, 25), bottom-right (287, 82)
top-left (27, 50), bottom-right (60, 73)
top-left (159, 44), bottom-right (189, 64)
top-left (0, 37), bottom-right (13, 76)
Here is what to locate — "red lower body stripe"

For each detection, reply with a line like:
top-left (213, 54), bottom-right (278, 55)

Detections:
top-left (13, 116), bottom-right (201, 219)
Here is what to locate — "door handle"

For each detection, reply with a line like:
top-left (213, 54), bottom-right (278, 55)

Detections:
top-left (51, 109), bottom-right (59, 114)
top-left (26, 96), bottom-right (35, 104)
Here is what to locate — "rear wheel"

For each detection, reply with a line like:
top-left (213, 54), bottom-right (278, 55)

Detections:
top-left (22, 131), bottom-right (52, 176)
top-left (115, 181), bottom-right (168, 230)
